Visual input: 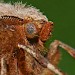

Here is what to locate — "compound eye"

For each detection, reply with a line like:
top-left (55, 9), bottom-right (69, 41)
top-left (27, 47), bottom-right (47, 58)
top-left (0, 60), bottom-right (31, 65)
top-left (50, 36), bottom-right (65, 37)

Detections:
top-left (24, 23), bottom-right (37, 38)
top-left (26, 23), bottom-right (35, 34)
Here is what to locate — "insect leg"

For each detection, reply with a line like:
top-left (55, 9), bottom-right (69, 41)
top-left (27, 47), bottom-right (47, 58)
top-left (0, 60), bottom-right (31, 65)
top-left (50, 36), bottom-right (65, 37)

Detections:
top-left (1, 57), bottom-right (7, 75)
top-left (47, 40), bottom-right (75, 60)
top-left (7, 54), bottom-right (19, 75)
top-left (18, 44), bottom-right (65, 75)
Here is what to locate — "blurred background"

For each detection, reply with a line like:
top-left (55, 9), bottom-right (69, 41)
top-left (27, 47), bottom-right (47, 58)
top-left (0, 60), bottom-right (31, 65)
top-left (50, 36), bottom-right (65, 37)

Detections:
top-left (3, 0), bottom-right (75, 75)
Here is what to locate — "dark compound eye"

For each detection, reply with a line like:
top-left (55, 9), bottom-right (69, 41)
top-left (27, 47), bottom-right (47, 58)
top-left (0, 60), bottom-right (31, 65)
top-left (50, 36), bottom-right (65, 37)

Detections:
top-left (26, 23), bottom-right (36, 34)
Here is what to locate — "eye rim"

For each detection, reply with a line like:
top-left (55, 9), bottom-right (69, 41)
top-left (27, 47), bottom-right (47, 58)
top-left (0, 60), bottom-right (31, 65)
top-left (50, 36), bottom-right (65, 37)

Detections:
top-left (24, 22), bottom-right (38, 38)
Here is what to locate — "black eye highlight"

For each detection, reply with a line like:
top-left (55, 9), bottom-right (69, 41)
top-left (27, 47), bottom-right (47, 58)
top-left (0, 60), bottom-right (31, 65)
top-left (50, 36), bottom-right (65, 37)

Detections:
top-left (26, 23), bottom-right (36, 34)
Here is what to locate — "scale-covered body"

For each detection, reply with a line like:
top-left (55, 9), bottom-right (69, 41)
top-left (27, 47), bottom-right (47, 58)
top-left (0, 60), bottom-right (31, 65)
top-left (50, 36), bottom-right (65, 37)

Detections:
top-left (0, 3), bottom-right (75, 75)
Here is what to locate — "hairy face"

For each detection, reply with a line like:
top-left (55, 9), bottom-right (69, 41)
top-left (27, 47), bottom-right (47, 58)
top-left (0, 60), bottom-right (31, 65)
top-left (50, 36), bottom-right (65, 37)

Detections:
top-left (0, 3), bottom-right (53, 43)
top-left (23, 17), bottom-right (53, 42)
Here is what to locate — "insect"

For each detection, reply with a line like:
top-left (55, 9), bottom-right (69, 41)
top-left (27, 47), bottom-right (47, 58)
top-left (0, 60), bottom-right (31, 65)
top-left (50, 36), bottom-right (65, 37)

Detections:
top-left (0, 2), bottom-right (75, 75)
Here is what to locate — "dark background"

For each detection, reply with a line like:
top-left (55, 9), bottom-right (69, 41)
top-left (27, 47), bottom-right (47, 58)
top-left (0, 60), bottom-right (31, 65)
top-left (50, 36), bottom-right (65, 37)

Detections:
top-left (4, 0), bottom-right (75, 75)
